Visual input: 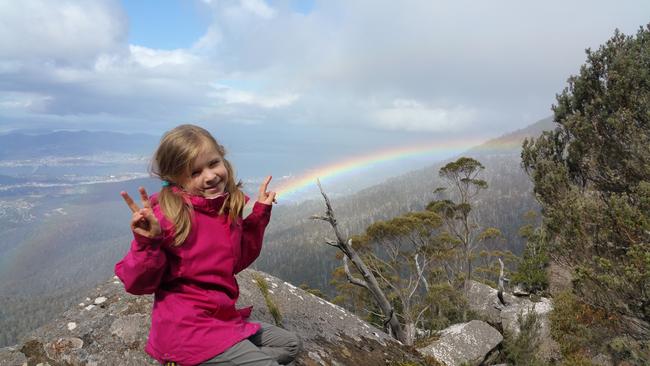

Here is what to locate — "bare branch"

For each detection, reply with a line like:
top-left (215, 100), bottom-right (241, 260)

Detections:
top-left (406, 269), bottom-right (422, 305)
top-left (325, 239), bottom-right (339, 248)
top-left (310, 214), bottom-right (330, 222)
top-left (343, 256), bottom-right (368, 288)
top-left (415, 305), bottom-right (431, 326)
top-left (414, 253), bottom-right (430, 293)
top-left (497, 257), bottom-right (507, 306)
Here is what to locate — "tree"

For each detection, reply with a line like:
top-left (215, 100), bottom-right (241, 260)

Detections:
top-left (522, 25), bottom-right (650, 338)
top-left (427, 157), bottom-right (503, 290)
top-left (344, 210), bottom-right (451, 345)
top-left (328, 197), bottom-right (471, 345)
top-left (511, 211), bottom-right (549, 294)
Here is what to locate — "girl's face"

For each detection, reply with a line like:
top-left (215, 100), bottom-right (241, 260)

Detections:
top-left (179, 143), bottom-right (229, 198)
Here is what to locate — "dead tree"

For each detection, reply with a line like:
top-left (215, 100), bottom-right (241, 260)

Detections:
top-left (497, 257), bottom-right (508, 306)
top-left (311, 179), bottom-right (407, 343)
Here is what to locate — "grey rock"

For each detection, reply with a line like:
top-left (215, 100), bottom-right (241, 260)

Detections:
top-left (0, 269), bottom-right (426, 366)
top-left (43, 337), bottom-right (83, 362)
top-left (0, 346), bottom-right (27, 366)
top-left (417, 320), bottom-right (503, 366)
top-left (512, 284), bottom-right (530, 297)
top-left (109, 313), bottom-right (149, 346)
top-left (466, 280), bottom-right (521, 325)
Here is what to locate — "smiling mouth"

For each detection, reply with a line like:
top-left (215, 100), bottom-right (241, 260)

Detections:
top-left (204, 184), bottom-right (222, 191)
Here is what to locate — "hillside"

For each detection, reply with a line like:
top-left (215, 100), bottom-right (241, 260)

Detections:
top-left (255, 116), bottom-right (555, 292)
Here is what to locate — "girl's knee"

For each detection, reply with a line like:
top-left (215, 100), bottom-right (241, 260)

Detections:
top-left (286, 332), bottom-right (302, 358)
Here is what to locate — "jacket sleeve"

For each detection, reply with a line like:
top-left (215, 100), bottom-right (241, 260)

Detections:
top-left (235, 201), bottom-right (272, 274)
top-left (114, 232), bottom-right (167, 295)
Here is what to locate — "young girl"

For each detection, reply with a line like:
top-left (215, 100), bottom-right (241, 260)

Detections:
top-left (115, 124), bottom-right (301, 366)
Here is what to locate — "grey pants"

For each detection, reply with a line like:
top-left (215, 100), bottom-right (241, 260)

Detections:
top-left (199, 322), bottom-right (302, 366)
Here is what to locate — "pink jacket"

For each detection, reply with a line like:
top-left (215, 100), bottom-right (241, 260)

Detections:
top-left (115, 191), bottom-right (272, 366)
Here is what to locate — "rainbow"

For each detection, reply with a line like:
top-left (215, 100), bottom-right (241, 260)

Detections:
top-left (271, 135), bottom-right (514, 199)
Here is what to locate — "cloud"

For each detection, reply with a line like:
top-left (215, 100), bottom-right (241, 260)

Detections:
top-left (373, 99), bottom-right (477, 132)
top-left (213, 87), bottom-right (299, 109)
top-left (240, 0), bottom-right (276, 19)
top-left (0, 0), bottom-right (648, 137)
top-left (0, 0), bottom-right (127, 63)
top-left (128, 46), bottom-right (199, 68)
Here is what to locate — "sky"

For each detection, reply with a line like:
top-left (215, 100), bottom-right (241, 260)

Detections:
top-left (0, 0), bottom-right (648, 196)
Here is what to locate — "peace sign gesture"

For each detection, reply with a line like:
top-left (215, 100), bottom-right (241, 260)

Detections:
top-left (121, 187), bottom-right (162, 239)
top-left (257, 175), bottom-right (277, 205)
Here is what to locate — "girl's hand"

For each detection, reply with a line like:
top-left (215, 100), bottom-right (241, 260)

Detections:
top-left (121, 187), bottom-right (162, 239)
top-left (257, 175), bottom-right (277, 205)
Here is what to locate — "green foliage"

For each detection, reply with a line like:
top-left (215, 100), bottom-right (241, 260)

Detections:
top-left (423, 283), bottom-right (470, 331)
top-left (502, 310), bottom-right (545, 366)
top-left (438, 157), bottom-right (487, 191)
top-left (549, 291), bottom-right (611, 358)
top-left (330, 155), bottom-right (507, 345)
top-left (389, 357), bottom-right (443, 366)
top-left (512, 212), bottom-right (549, 293)
top-left (607, 336), bottom-right (650, 364)
top-left (558, 354), bottom-right (596, 366)
top-left (253, 274), bottom-right (283, 327)
top-left (330, 207), bottom-right (473, 344)
top-left (298, 284), bottom-right (327, 299)
top-left (522, 25), bottom-right (650, 338)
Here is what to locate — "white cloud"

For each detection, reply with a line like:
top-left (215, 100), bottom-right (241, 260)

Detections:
top-left (372, 99), bottom-right (477, 132)
top-left (212, 87), bottom-right (299, 109)
top-left (0, 92), bottom-right (52, 112)
top-left (240, 0), bottom-right (275, 19)
top-left (128, 46), bottom-right (199, 68)
top-left (0, 0), bottom-right (126, 63)
top-left (192, 24), bottom-right (224, 51)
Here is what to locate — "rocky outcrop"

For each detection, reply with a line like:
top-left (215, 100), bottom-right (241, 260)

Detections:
top-left (0, 269), bottom-right (428, 366)
top-left (465, 280), bottom-right (561, 364)
top-left (417, 320), bottom-right (503, 366)
top-left (0, 273), bottom-right (567, 366)
top-left (466, 280), bottom-right (521, 325)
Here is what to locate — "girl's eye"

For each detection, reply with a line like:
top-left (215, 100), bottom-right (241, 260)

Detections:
top-left (191, 171), bottom-right (200, 178)
top-left (209, 160), bottom-right (221, 167)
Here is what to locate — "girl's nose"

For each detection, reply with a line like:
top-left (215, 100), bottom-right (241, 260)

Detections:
top-left (205, 170), bottom-right (218, 181)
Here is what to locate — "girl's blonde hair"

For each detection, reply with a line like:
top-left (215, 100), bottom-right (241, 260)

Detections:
top-left (151, 124), bottom-right (246, 246)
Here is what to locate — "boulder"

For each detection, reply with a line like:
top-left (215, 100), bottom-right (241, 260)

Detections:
top-left (466, 280), bottom-right (521, 325)
top-left (417, 320), bottom-right (503, 366)
top-left (0, 269), bottom-right (427, 366)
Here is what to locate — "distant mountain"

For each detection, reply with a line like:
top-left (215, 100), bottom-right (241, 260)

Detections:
top-left (468, 116), bottom-right (554, 154)
top-left (0, 130), bottom-right (159, 160)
